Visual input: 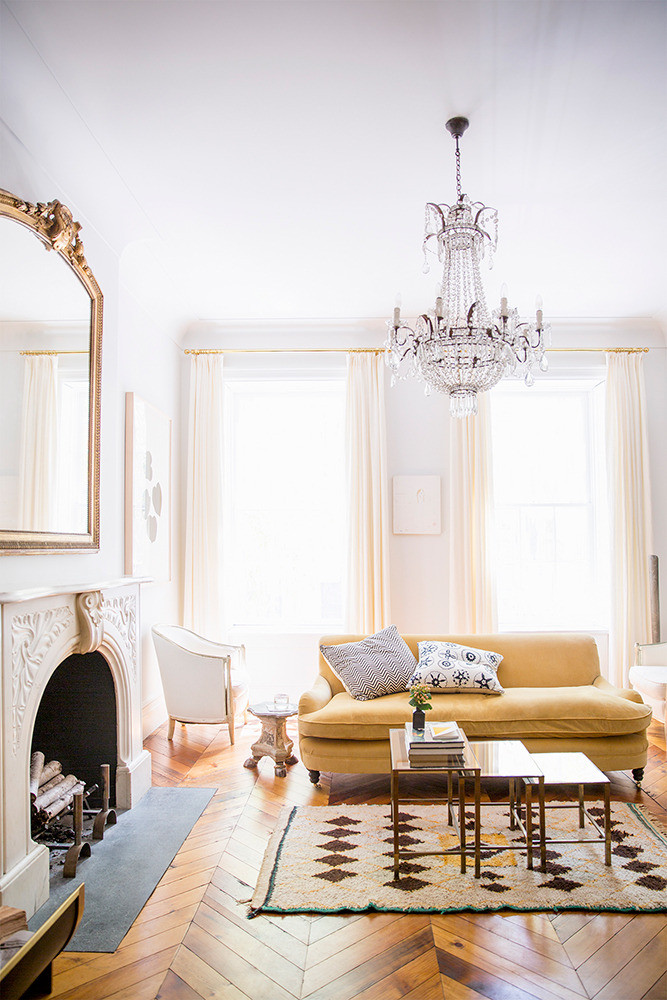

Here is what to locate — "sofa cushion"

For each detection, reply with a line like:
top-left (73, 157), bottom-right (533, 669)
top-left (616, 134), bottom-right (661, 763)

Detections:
top-left (319, 625), bottom-right (418, 701)
top-left (411, 641), bottom-right (504, 695)
top-left (298, 686), bottom-right (652, 741)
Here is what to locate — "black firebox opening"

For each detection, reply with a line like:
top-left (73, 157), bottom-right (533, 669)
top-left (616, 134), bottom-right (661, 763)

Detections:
top-left (31, 651), bottom-right (117, 809)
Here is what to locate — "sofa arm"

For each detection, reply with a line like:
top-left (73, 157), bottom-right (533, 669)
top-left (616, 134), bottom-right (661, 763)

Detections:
top-left (593, 675), bottom-right (645, 705)
top-left (299, 674), bottom-right (333, 716)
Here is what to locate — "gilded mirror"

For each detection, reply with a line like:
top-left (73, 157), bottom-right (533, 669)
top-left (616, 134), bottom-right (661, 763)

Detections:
top-left (0, 189), bottom-right (102, 553)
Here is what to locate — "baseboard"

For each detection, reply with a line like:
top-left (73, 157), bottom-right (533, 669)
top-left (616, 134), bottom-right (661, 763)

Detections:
top-left (142, 694), bottom-right (167, 739)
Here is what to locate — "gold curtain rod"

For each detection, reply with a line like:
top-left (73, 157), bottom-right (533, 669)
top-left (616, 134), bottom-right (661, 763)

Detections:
top-left (20, 350), bottom-right (88, 356)
top-left (183, 347), bottom-right (383, 355)
top-left (184, 346), bottom-right (649, 356)
top-left (548, 347), bottom-right (649, 354)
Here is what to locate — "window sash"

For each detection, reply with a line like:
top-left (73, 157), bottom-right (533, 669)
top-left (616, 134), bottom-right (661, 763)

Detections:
top-left (223, 374), bottom-right (346, 632)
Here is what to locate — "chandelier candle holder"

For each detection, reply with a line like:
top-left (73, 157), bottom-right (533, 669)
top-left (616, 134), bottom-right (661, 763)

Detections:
top-left (385, 116), bottom-right (550, 417)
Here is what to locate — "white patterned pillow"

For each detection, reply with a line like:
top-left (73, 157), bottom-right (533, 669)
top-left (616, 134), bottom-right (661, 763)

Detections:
top-left (320, 626), bottom-right (418, 701)
top-left (417, 640), bottom-right (503, 672)
top-left (411, 641), bottom-right (504, 695)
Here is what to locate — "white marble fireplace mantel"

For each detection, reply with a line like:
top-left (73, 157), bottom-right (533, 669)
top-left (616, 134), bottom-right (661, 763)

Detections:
top-left (0, 577), bottom-right (152, 916)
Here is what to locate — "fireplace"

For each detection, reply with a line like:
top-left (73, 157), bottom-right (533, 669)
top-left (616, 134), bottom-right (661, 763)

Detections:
top-left (0, 579), bottom-right (151, 917)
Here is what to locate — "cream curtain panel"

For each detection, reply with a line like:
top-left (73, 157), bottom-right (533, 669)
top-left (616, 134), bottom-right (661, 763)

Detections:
top-left (448, 393), bottom-right (497, 633)
top-left (345, 353), bottom-right (391, 633)
top-left (183, 354), bottom-right (225, 640)
top-left (19, 354), bottom-right (58, 531)
top-left (605, 351), bottom-right (653, 687)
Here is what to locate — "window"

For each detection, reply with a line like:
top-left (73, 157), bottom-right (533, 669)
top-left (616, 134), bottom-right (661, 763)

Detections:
top-left (223, 372), bottom-right (346, 631)
top-left (491, 378), bottom-right (608, 631)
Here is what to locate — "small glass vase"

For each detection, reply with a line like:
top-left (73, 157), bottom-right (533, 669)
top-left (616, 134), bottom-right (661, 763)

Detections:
top-left (412, 708), bottom-right (426, 732)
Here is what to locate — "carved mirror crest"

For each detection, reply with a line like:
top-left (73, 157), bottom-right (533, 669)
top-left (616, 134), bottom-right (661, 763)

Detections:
top-left (0, 189), bottom-right (102, 553)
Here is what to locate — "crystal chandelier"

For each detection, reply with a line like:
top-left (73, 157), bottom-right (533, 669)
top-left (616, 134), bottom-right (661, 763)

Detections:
top-left (385, 116), bottom-right (550, 418)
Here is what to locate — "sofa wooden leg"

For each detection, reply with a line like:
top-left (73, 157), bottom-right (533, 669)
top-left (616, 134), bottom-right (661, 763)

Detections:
top-left (632, 767), bottom-right (644, 787)
top-left (308, 769), bottom-right (320, 784)
top-left (167, 716), bottom-right (176, 740)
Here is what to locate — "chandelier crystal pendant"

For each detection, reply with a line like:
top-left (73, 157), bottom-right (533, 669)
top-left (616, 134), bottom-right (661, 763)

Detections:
top-left (385, 116), bottom-right (550, 418)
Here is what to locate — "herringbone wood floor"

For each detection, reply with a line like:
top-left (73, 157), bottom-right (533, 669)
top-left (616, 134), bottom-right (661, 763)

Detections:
top-left (40, 720), bottom-right (667, 1000)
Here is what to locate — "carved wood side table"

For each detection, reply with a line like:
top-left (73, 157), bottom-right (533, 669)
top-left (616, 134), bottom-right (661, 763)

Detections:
top-left (243, 702), bottom-right (299, 777)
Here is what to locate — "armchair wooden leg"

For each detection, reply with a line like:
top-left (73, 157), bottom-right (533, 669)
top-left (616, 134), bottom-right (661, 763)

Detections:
top-left (228, 715), bottom-right (235, 745)
top-left (168, 716), bottom-right (176, 740)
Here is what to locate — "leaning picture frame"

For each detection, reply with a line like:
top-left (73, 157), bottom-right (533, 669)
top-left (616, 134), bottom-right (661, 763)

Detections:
top-left (124, 393), bottom-right (171, 581)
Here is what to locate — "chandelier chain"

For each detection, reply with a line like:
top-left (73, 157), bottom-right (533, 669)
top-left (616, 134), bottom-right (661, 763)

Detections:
top-left (455, 138), bottom-right (462, 201)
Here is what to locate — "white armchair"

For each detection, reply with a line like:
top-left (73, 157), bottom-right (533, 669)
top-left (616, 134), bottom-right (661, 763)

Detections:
top-left (151, 624), bottom-right (250, 744)
top-left (630, 641), bottom-right (667, 743)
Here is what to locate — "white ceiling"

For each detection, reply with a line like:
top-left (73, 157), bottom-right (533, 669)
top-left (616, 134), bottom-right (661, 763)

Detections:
top-left (3, 0), bottom-right (667, 334)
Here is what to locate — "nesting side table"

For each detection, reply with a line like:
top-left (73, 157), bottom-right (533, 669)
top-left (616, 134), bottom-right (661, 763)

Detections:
top-left (389, 729), bottom-right (481, 878)
top-left (469, 739), bottom-right (547, 874)
top-left (243, 702), bottom-right (299, 777)
top-left (523, 751), bottom-right (612, 865)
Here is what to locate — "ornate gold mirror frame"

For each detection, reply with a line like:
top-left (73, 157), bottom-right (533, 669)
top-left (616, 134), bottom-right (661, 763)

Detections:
top-left (0, 189), bottom-right (102, 553)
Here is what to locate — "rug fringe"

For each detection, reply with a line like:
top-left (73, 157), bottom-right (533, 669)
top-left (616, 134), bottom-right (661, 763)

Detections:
top-left (250, 804), bottom-right (296, 913)
top-left (632, 803), bottom-right (667, 841)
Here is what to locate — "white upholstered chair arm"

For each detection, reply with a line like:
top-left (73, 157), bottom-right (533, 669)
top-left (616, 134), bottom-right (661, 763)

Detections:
top-left (635, 641), bottom-right (667, 666)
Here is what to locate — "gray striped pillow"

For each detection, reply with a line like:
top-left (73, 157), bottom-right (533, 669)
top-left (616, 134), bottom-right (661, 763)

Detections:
top-left (320, 626), bottom-right (417, 701)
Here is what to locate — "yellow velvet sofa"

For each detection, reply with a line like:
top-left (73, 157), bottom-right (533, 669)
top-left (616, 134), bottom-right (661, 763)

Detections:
top-left (298, 632), bottom-right (652, 785)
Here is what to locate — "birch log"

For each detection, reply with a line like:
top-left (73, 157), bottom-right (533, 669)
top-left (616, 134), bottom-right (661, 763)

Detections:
top-left (41, 782), bottom-right (85, 821)
top-left (34, 774), bottom-right (78, 812)
top-left (38, 760), bottom-right (63, 788)
top-left (34, 773), bottom-right (68, 803)
top-left (29, 752), bottom-right (45, 801)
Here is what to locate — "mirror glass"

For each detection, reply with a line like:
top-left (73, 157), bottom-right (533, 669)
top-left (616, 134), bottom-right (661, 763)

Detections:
top-left (0, 193), bottom-right (101, 552)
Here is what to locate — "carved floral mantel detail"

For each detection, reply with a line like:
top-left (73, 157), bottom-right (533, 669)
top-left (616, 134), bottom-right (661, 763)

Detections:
top-left (100, 595), bottom-right (138, 682)
top-left (11, 606), bottom-right (73, 754)
top-left (9, 590), bottom-right (138, 755)
top-left (76, 591), bottom-right (104, 654)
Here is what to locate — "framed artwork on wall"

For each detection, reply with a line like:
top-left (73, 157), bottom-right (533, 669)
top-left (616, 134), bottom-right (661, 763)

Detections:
top-left (125, 392), bottom-right (171, 581)
top-left (392, 475), bottom-right (441, 535)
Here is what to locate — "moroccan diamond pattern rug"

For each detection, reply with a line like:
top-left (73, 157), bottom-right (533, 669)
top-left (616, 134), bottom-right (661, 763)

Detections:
top-left (250, 802), bottom-right (667, 916)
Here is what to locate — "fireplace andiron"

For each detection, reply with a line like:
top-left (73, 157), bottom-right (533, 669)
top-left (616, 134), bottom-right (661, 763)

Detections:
top-left (92, 764), bottom-right (117, 840)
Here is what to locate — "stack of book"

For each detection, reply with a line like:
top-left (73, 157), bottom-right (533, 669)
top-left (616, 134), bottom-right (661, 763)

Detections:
top-left (404, 720), bottom-right (465, 767)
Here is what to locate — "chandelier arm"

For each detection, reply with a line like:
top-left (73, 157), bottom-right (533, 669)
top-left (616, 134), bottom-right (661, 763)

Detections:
top-left (392, 326), bottom-right (415, 350)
